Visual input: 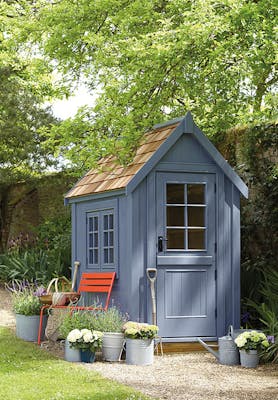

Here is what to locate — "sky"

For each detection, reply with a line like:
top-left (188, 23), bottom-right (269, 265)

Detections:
top-left (51, 84), bottom-right (96, 120)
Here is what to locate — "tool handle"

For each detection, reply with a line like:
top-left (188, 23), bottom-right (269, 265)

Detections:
top-left (146, 268), bottom-right (157, 283)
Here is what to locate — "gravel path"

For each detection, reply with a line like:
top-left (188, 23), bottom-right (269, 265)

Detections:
top-left (1, 285), bottom-right (277, 400)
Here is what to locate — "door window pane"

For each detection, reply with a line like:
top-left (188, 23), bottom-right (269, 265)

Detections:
top-left (164, 182), bottom-right (207, 251)
top-left (187, 207), bottom-right (205, 227)
top-left (167, 206), bottom-right (184, 226)
top-left (167, 229), bottom-right (185, 249)
top-left (187, 184), bottom-right (205, 204)
top-left (167, 184), bottom-right (184, 204)
top-left (188, 229), bottom-right (205, 250)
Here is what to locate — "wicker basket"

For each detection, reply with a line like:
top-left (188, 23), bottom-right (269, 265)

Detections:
top-left (39, 277), bottom-right (80, 306)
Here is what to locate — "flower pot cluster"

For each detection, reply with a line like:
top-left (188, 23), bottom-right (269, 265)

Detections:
top-left (235, 330), bottom-right (270, 368)
top-left (62, 310), bottom-right (159, 365)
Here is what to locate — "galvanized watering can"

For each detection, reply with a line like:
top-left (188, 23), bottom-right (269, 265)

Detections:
top-left (197, 326), bottom-right (239, 366)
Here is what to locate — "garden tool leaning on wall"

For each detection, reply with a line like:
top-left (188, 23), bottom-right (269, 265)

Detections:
top-left (146, 268), bottom-right (163, 355)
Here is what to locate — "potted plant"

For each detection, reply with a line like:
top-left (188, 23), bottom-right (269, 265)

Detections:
top-left (235, 330), bottom-right (270, 368)
top-left (8, 280), bottom-right (48, 342)
top-left (93, 307), bottom-right (127, 362)
top-left (123, 321), bottom-right (159, 365)
top-left (59, 310), bottom-right (98, 362)
top-left (67, 328), bottom-right (103, 363)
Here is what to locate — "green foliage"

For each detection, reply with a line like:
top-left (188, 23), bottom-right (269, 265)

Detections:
top-left (92, 307), bottom-right (128, 333)
top-left (0, 212), bottom-right (72, 283)
top-left (11, 290), bottom-right (41, 316)
top-left (0, 249), bottom-right (66, 284)
top-left (59, 307), bottom-right (128, 338)
top-left (59, 311), bottom-right (99, 339)
top-left (22, 0), bottom-right (278, 169)
top-left (35, 212), bottom-right (72, 278)
top-left (245, 269), bottom-right (278, 363)
top-left (239, 122), bottom-right (278, 301)
top-left (0, 327), bottom-right (150, 400)
top-left (0, 1), bottom-right (63, 183)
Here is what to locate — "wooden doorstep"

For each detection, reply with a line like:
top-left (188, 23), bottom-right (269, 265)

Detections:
top-left (155, 341), bottom-right (218, 354)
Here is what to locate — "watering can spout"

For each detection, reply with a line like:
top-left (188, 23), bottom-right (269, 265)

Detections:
top-left (197, 338), bottom-right (219, 360)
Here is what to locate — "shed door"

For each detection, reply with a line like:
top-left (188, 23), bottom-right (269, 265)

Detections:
top-left (156, 172), bottom-right (216, 337)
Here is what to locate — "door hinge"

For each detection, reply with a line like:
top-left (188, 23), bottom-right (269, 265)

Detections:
top-left (214, 183), bottom-right (217, 193)
top-left (215, 308), bottom-right (217, 318)
top-left (215, 269), bottom-right (217, 281)
top-left (214, 242), bottom-right (217, 253)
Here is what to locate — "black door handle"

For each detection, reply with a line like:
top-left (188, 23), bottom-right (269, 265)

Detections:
top-left (158, 236), bottom-right (166, 252)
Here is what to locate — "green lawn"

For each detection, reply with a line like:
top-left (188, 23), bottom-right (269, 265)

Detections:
top-left (0, 327), bottom-right (152, 400)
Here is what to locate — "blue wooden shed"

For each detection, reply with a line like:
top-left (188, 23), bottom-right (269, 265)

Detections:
top-left (65, 112), bottom-right (248, 342)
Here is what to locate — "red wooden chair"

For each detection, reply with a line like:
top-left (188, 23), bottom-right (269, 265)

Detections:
top-left (38, 272), bottom-right (116, 344)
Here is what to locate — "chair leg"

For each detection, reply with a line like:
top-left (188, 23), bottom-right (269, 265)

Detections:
top-left (38, 305), bottom-right (49, 345)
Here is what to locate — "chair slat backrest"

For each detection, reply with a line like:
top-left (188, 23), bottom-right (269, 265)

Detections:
top-left (78, 272), bottom-right (116, 310)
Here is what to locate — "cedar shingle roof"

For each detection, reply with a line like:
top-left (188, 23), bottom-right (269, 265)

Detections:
top-left (65, 122), bottom-right (178, 199)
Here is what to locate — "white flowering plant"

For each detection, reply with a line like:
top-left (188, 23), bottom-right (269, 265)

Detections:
top-left (67, 329), bottom-right (103, 351)
top-left (234, 330), bottom-right (270, 352)
top-left (122, 321), bottom-right (159, 340)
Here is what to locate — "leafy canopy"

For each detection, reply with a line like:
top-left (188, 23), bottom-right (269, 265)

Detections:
top-left (25, 0), bottom-right (277, 169)
top-left (0, 0), bottom-right (65, 183)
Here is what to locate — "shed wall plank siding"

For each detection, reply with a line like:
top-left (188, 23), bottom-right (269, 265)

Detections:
top-left (161, 134), bottom-right (214, 164)
top-left (68, 114), bottom-right (247, 341)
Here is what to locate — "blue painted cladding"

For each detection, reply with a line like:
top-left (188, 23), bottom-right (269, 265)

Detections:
top-left (129, 178), bottom-right (148, 322)
top-left (161, 133), bottom-right (214, 164)
top-left (70, 128), bottom-right (244, 340)
top-left (223, 176), bottom-right (241, 332)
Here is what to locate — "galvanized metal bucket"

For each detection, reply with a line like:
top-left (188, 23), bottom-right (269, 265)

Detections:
top-left (125, 338), bottom-right (154, 365)
top-left (239, 349), bottom-right (259, 368)
top-left (102, 332), bottom-right (125, 362)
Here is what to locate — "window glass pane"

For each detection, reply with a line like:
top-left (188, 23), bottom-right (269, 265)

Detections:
top-left (104, 215), bottom-right (108, 230)
top-left (94, 232), bottom-right (98, 247)
top-left (109, 231), bottom-right (114, 246)
top-left (104, 248), bottom-right (109, 264)
top-left (89, 218), bottom-right (93, 232)
top-left (104, 231), bottom-right (108, 246)
top-left (89, 249), bottom-right (93, 264)
top-left (167, 229), bottom-right (185, 249)
top-left (188, 229), bottom-right (205, 250)
top-left (187, 207), bottom-right (205, 227)
top-left (167, 206), bottom-right (184, 226)
top-left (109, 249), bottom-right (114, 264)
top-left (94, 249), bottom-right (98, 264)
top-left (167, 184), bottom-right (184, 204)
top-left (187, 184), bottom-right (205, 204)
top-left (94, 216), bottom-right (98, 230)
top-left (109, 214), bottom-right (114, 229)
top-left (89, 233), bottom-right (93, 248)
